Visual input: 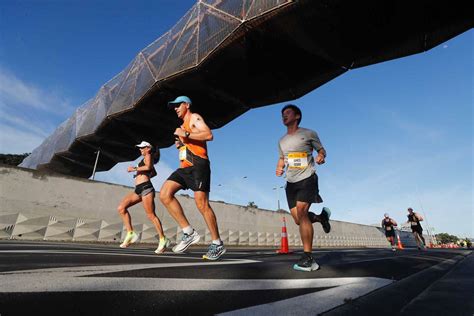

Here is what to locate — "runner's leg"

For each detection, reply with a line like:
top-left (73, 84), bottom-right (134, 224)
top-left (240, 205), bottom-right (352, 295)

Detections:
top-left (295, 201), bottom-right (313, 252)
top-left (159, 180), bottom-right (190, 229)
top-left (117, 192), bottom-right (142, 232)
top-left (142, 192), bottom-right (164, 239)
top-left (194, 191), bottom-right (220, 240)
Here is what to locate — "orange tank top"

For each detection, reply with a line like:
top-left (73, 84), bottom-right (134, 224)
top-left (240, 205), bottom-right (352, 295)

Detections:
top-left (179, 115), bottom-right (208, 168)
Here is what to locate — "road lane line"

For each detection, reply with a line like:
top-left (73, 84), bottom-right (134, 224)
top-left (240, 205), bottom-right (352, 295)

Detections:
top-left (218, 277), bottom-right (392, 315)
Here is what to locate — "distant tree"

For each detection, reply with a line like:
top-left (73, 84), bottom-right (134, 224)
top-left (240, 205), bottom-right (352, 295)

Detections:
top-left (465, 238), bottom-right (472, 248)
top-left (0, 153), bottom-right (30, 166)
top-left (246, 201), bottom-right (258, 208)
top-left (436, 233), bottom-right (459, 244)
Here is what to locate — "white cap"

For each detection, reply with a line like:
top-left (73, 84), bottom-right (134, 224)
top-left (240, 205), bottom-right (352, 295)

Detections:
top-left (384, 213), bottom-right (389, 217)
top-left (135, 141), bottom-right (152, 148)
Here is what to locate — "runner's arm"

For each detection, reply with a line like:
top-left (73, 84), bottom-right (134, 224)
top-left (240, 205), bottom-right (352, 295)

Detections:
top-left (138, 154), bottom-right (153, 172)
top-left (310, 130), bottom-right (326, 164)
top-left (186, 113), bottom-right (214, 141)
top-left (276, 156), bottom-right (285, 177)
top-left (315, 147), bottom-right (326, 165)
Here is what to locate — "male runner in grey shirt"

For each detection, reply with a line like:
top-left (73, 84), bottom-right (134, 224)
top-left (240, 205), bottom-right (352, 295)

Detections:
top-left (276, 104), bottom-right (331, 272)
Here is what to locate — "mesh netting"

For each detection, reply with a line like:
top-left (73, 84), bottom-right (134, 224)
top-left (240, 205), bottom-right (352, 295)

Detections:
top-left (19, 0), bottom-right (472, 176)
top-left (21, 0), bottom-right (289, 171)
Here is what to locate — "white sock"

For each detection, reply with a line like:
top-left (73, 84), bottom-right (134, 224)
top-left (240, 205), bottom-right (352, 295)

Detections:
top-left (212, 239), bottom-right (222, 245)
top-left (183, 226), bottom-right (194, 235)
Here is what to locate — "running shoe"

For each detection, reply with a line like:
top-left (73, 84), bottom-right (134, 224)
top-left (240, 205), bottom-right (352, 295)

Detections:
top-left (120, 231), bottom-right (139, 248)
top-left (155, 236), bottom-right (171, 254)
top-left (203, 243), bottom-right (226, 260)
top-left (172, 230), bottom-right (200, 253)
top-left (320, 207), bottom-right (331, 234)
top-left (293, 254), bottom-right (320, 272)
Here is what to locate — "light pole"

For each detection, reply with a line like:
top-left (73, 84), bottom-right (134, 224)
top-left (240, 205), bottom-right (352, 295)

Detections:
top-left (217, 176), bottom-right (248, 204)
top-left (415, 184), bottom-right (434, 244)
top-left (273, 185), bottom-right (284, 210)
top-left (91, 149), bottom-right (101, 180)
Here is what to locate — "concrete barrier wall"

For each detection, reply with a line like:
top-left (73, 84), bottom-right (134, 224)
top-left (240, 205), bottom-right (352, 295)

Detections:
top-left (1, 165), bottom-right (425, 248)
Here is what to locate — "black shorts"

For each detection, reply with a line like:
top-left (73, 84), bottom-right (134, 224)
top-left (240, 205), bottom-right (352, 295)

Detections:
top-left (411, 225), bottom-right (423, 234)
top-left (167, 157), bottom-right (211, 192)
top-left (134, 181), bottom-right (154, 197)
top-left (285, 173), bottom-right (323, 209)
top-left (385, 230), bottom-right (395, 238)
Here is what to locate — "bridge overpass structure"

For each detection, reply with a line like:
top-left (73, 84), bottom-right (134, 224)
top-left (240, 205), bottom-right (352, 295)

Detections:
top-left (19, 0), bottom-right (473, 178)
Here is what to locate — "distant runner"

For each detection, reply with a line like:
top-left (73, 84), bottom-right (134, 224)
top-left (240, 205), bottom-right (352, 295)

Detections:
top-left (381, 213), bottom-right (398, 251)
top-left (276, 104), bottom-right (331, 272)
top-left (117, 141), bottom-right (170, 253)
top-left (406, 207), bottom-right (426, 250)
top-left (159, 96), bottom-right (226, 260)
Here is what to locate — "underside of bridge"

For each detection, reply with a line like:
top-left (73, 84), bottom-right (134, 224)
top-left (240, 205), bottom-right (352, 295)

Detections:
top-left (20, 0), bottom-right (473, 178)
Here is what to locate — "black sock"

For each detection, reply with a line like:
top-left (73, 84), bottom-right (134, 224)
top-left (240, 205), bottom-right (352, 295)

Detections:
top-left (304, 251), bottom-right (313, 258)
top-left (308, 212), bottom-right (317, 223)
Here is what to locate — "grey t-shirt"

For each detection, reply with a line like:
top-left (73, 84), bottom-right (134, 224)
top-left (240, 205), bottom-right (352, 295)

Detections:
top-left (278, 127), bottom-right (324, 183)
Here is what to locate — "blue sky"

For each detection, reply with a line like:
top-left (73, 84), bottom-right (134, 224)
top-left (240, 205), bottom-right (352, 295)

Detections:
top-left (1, 1), bottom-right (472, 238)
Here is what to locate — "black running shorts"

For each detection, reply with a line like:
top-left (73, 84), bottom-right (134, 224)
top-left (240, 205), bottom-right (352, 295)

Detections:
top-left (285, 173), bottom-right (323, 209)
top-left (411, 225), bottom-right (423, 234)
top-left (167, 157), bottom-right (211, 192)
top-left (134, 181), bottom-right (155, 197)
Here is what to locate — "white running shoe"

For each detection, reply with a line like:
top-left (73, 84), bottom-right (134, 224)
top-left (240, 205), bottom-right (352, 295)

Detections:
top-left (120, 231), bottom-right (139, 248)
top-left (172, 230), bottom-right (200, 253)
top-left (155, 237), bottom-right (171, 254)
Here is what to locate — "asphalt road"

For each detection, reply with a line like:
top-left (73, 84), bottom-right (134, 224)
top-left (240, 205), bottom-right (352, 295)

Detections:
top-left (0, 241), bottom-right (471, 315)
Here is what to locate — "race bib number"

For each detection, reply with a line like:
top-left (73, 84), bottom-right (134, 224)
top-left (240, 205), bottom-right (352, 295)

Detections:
top-left (386, 226), bottom-right (392, 231)
top-left (410, 221), bottom-right (418, 226)
top-left (179, 146), bottom-right (194, 165)
top-left (179, 146), bottom-right (187, 161)
top-left (287, 152), bottom-right (308, 169)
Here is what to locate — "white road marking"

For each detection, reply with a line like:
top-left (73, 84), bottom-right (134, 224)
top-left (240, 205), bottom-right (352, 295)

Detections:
top-left (204, 249), bottom-right (387, 255)
top-left (0, 260), bottom-right (392, 315)
top-left (218, 277), bottom-right (392, 316)
top-left (1, 257), bottom-right (259, 275)
top-left (0, 261), bottom-right (391, 293)
top-left (332, 253), bottom-right (445, 266)
top-left (0, 245), bottom-right (396, 314)
top-left (0, 249), bottom-right (226, 260)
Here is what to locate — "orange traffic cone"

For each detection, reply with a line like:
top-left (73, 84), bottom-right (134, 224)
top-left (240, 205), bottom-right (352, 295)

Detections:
top-left (277, 216), bottom-right (293, 254)
top-left (396, 233), bottom-right (404, 250)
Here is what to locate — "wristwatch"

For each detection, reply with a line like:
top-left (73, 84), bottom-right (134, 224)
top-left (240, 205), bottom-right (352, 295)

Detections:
top-left (184, 131), bottom-right (190, 138)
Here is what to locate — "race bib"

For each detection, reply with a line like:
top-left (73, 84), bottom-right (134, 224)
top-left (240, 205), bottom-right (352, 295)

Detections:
top-left (179, 146), bottom-right (187, 161)
top-left (179, 146), bottom-right (194, 166)
top-left (410, 221), bottom-right (418, 226)
top-left (386, 226), bottom-right (392, 231)
top-left (287, 152), bottom-right (308, 169)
